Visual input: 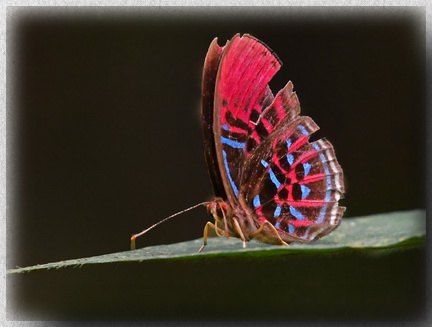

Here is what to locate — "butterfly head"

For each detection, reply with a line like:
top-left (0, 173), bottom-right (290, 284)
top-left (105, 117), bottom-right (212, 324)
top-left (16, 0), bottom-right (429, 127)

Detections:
top-left (204, 197), bottom-right (230, 222)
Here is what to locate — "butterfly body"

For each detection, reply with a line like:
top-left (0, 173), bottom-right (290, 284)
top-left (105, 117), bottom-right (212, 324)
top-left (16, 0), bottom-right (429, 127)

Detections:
top-left (200, 34), bottom-right (345, 251)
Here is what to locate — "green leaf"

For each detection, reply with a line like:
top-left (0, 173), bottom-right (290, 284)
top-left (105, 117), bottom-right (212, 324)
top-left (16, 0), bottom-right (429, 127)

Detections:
top-left (8, 209), bottom-right (425, 274)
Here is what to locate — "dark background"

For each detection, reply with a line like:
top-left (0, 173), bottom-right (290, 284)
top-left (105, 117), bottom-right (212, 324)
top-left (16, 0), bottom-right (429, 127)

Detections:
top-left (7, 7), bottom-right (426, 322)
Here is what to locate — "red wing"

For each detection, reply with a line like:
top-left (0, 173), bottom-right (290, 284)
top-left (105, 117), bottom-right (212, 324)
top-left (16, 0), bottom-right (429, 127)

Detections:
top-left (212, 34), bottom-right (281, 203)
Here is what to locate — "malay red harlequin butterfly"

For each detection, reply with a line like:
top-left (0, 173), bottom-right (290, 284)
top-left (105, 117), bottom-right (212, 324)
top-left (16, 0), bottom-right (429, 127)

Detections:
top-left (131, 34), bottom-right (345, 251)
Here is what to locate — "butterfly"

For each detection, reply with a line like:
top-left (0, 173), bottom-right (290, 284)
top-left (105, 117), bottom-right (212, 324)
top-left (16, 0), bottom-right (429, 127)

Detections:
top-left (199, 33), bottom-right (345, 252)
top-left (130, 33), bottom-right (345, 252)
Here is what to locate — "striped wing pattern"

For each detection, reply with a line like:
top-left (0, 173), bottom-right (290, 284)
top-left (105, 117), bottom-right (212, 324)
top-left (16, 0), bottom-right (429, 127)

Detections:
top-left (203, 33), bottom-right (345, 242)
top-left (240, 117), bottom-right (345, 241)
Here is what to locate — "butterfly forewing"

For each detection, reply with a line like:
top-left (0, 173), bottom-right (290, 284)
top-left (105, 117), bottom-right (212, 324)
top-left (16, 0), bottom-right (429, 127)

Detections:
top-left (213, 34), bottom-right (281, 203)
top-left (245, 81), bottom-right (301, 155)
top-left (202, 38), bottom-right (227, 198)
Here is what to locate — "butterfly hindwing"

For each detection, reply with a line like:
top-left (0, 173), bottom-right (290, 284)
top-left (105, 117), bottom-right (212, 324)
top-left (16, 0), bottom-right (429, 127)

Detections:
top-left (240, 116), bottom-right (345, 242)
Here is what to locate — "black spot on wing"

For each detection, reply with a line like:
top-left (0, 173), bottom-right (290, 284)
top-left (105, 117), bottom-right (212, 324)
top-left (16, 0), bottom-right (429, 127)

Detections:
top-left (261, 200), bottom-right (277, 224)
top-left (278, 187), bottom-right (289, 200)
top-left (250, 109), bottom-right (260, 124)
top-left (270, 162), bottom-right (286, 185)
top-left (260, 177), bottom-right (278, 204)
top-left (246, 137), bottom-right (258, 153)
top-left (225, 110), bottom-right (250, 132)
top-left (291, 183), bottom-right (303, 201)
top-left (221, 129), bottom-right (248, 141)
top-left (264, 106), bottom-right (280, 126)
top-left (256, 121), bottom-right (269, 139)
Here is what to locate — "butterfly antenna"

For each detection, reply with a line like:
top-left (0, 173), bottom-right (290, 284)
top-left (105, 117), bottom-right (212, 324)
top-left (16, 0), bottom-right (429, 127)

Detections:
top-left (130, 202), bottom-right (208, 250)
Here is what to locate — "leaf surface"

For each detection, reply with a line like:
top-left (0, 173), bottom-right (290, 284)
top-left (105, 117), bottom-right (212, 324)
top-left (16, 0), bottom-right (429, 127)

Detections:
top-left (8, 209), bottom-right (425, 274)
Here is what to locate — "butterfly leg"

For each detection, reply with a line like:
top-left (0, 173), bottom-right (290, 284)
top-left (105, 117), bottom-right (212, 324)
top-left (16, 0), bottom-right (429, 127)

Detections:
top-left (207, 199), bottom-right (228, 237)
top-left (252, 221), bottom-right (290, 246)
top-left (232, 217), bottom-right (247, 249)
top-left (218, 202), bottom-right (230, 237)
top-left (198, 221), bottom-right (224, 253)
